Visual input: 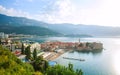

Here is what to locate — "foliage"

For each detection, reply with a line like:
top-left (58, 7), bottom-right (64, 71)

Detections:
top-left (79, 43), bottom-right (83, 47)
top-left (33, 71), bottom-right (43, 75)
top-left (0, 39), bottom-right (1, 45)
top-left (0, 14), bottom-right (61, 36)
top-left (33, 48), bottom-right (37, 60)
top-left (25, 45), bottom-right (31, 60)
top-left (0, 44), bottom-right (83, 75)
top-left (0, 45), bottom-right (34, 75)
top-left (86, 42), bottom-right (90, 47)
top-left (32, 56), bottom-right (49, 73)
top-left (21, 43), bottom-right (25, 54)
top-left (45, 63), bottom-right (83, 75)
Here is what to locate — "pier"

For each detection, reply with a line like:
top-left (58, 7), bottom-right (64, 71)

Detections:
top-left (63, 57), bottom-right (85, 61)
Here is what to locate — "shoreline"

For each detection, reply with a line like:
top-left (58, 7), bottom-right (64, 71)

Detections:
top-left (44, 49), bottom-right (69, 61)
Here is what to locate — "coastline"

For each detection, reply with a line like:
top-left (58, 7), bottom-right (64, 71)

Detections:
top-left (43, 49), bottom-right (69, 61)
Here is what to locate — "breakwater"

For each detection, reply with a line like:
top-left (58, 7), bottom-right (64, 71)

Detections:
top-left (63, 57), bottom-right (85, 61)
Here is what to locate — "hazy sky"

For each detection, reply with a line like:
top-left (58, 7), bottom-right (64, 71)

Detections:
top-left (0, 0), bottom-right (120, 27)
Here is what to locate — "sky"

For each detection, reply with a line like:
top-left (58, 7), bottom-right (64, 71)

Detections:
top-left (0, 0), bottom-right (120, 27)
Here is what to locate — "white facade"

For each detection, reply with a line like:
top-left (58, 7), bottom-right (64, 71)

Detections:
top-left (0, 32), bottom-right (5, 38)
top-left (30, 43), bottom-right (41, 53)
top-left (0, 32), bottom-right (9, 38)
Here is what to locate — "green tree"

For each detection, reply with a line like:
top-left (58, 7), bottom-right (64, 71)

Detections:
top-left (45, 64), bottom-right (83, 75)
top-left (0, 39), bottom-right (1, 45)
top-left (0, 45), bottom-right (34, 75)
top-left (86, 42), bottom-right (90, 47)
top-left (33, 48), bottom-right (37, 60)
top-left (33, 71), bottom-right (43, 75)
top-left (44, 60), bottom-right (49, 71)
top-left (68, 63), bottom-right (74, 71)
top-left (25, 45), bottom-right (31, 60)
top-left (79, 43), bottom-right (83, 47)
top-left (32, 56), bottom-right (44, 71)
top-left (21, 43), bottom-right (25, 54)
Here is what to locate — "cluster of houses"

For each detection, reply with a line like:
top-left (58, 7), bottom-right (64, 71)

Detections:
top-left (0, 37), bottom-right (42, 62)
top-left (41, 41), bottom-right (103, 51)
top-left (0, 33), bottom-right (103, 62)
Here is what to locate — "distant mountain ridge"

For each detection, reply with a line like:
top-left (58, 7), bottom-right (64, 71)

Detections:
top-left (0, 14), bottom-right (60, 36)
top-left (0, 14), bottom-right (47, 26)
top-left (46, 24), bottom-right (120, 36)
top-left (0, 14), bottom-right (120, 36)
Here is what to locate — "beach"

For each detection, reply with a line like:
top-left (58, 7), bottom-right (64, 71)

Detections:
top-left (43, 49), bottom-right (66, 61)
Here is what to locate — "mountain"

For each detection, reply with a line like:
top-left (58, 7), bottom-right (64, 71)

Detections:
top-left (0, 14), bottom-right (60, 36)
top-left (46, 24), bottom-right (120, 36)
top-left (0, 25), bottom-right (61, 36)
top-left (0, 14), bottom-right (47, 26)
top-left (1, 14), bottom-right (120, 37)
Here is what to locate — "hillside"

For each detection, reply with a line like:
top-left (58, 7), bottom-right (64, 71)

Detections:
top-left (1, 14), bottom-right (120, 36)
top-left (46, 24), bottom-right (120, 36)
top-left (0, 45), bottom-right (35, 75)
top-left (0, 14), bottom-right (61, 36)
top-left (0, 14), bottom-right (47, 26)
top-left (0, 25), bottom-right (60, 36)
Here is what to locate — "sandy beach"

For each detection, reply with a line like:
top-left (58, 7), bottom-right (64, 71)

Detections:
top-left (43, 49), bottom-right (66, 61)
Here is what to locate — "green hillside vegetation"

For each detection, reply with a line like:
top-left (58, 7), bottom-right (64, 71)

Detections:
top-left (0, 45), bottom-right (34, 75)
top-left (0, 45), bottom-right (83, 75)
top-left (0, 14), bottom-right (61, 36)
top-left (45, 63), bottom-right (83, 75)
top-left (0, 25), bottom-right (60, 36)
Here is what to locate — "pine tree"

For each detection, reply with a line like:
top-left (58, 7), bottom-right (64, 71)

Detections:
top-left (25, 45), bottom-right (31, 60)
top-left (33, 48), bottom-right (37, 60)
top-left (0, 39), bottom-right (1, 45)
top-left (21, 43), bottom-right (24, 54)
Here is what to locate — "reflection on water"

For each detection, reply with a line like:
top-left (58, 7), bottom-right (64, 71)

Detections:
top-left (112, 50), bottom-right (120, 75)
top-left (54, 37), bottom-right (120, 75)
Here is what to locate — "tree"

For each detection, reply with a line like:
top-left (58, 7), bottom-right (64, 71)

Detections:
top-left (33, 71), bottom-right (43, 75)
top-left (33, 48), bottom-right (37, 60)
top-left (86, 42), bottom-right (90, 47)
top-left (43, 60), bottom-right (49, 71)
top-left (78, 43), bottom-right (83, 47)
top-left (25, 45), bottom-right (31, 60)
top-left (32, 56), bottom-right (44, 72)
top-left (45, 64), bottom-right (83, 75)
top-left (0, 45), bottom-right (34, 75)
top-left (21, 43), bottom-right (25, 54)
top-left (68, 63), bottom-right (74, 71)
top-left (0, 39), bottom-right (1, 45)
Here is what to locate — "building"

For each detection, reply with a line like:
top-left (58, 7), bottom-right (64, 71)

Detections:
top-left (0, 32), bottom-right (5, 38)
top-left (0, 32), bottom-right (9, 39)
top-left (92, 42), bottom-right (103, 50)
top-left (30, 42), bottom-right (41, 53)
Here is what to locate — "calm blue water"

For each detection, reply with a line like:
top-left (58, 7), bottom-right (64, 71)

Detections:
top-left (23, 37), bottom-right (120, 75)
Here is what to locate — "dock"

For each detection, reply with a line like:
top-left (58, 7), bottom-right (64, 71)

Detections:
top-left (63, 57), bottom-right (85, 61)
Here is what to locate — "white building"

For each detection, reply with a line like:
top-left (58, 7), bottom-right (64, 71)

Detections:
top-left (0, 32), bottom-right (5, 38)
top-left (30, 43), bottom-right (41, 53)
top-left (0, 32), bottom-right (9, 39)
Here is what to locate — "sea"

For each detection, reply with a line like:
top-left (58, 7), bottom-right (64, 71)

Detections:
top-left (22, 36), bottom-right (120, 75)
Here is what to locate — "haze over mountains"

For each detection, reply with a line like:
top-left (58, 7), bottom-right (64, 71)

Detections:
top-left (0, 14), bottom-right (120, 37)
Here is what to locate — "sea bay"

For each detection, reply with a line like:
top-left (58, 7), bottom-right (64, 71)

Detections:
top-left (22, 37), bottom-right (120, 75)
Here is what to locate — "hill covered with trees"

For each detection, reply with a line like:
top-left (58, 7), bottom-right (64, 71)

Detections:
top-left (0, 14), bottom-right (61, 36)
top-left (0, 45), bottom-right (83, 75)
top-left (0, 45), bottom-right (35, 75)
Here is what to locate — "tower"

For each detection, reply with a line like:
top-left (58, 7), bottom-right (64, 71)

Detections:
top-left (79, 38), bottom-right (80, 43)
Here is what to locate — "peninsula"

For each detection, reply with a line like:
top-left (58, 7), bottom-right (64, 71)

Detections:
top-left (0, 32), bottom-right (103, 61)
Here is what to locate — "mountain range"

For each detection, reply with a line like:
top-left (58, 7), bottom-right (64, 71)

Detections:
top-left (0, 14), bottom-right (60, 36)
top-left (0, 14), bottom-right (120, 37)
